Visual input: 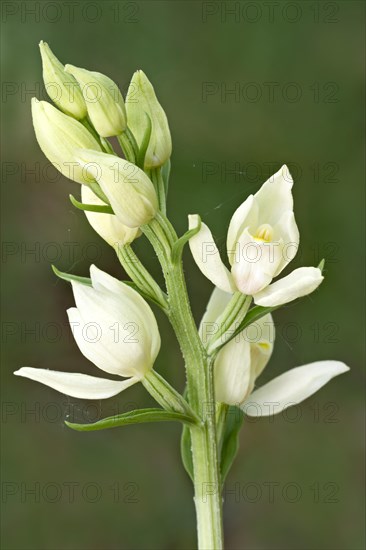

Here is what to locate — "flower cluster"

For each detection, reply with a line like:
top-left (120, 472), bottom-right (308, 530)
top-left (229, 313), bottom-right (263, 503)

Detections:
top-left (17, 42), bottom-right (349, 461)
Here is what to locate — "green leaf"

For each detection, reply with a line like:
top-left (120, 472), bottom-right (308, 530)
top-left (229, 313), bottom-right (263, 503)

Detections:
top-left (220, 406), bottom-right (244, 483)
top-left (171, 215), bottom-right (202, 264)
top-left (161, 158), bottom-right (171, 196)
top-left (52, 265), bottom-right (92, 285)
top-left (65, 408), bottom-right (196, 432)
top-left (69, 194), bottom-right (114, 214)
top-left (136, 112), bottom-right (152, 169)
top-left (229, 304), bottom-right (280, 344)
top-left (88, 181), bottom-right (110, 204)
top-left (180, 423), bottom-right (194, 481)
top-left (318, 258), bottom-right (325, 273)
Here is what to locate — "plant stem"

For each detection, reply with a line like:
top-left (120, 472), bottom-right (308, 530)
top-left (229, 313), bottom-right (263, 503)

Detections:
top-left (143, 214), bottom-right (224, 549)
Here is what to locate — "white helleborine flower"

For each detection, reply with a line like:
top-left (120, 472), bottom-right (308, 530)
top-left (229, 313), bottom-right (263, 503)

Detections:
top-left (14, 266), bottom-right (161, 399)
top-left (189, 165), bottom-right (324, 307)
top-left (202, 288), bottom-right (349, 414)
top-left (126, 70), bottom-right (172, 169)
top-left (32, 98), bottom-right (101, 184)
top-left (66, 65), bottom-right (127, 137)
top-left (76, 149), bottom-right (158, 228)
top-left (39, 41), bottom-right (87, 120)
top-left (81, 185), bottom-right (141, 247)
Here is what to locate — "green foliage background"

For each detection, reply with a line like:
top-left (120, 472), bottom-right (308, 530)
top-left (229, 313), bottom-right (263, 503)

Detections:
top-left (2, 1), bottom-right (364, 549)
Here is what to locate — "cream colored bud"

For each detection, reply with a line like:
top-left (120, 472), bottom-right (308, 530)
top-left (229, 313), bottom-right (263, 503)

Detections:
top-left (76, 149), bottom-right (158, 228)
top-left (39, 41), bottom-right (87, 120)
top-left (31, 98), bottom-right (101, 184)
top-left (82, 185), bottom-right (140, 246)
top-left (126, 70), bottom-right (172, 169)
top-left (65, 65), bottom-right (127, 137)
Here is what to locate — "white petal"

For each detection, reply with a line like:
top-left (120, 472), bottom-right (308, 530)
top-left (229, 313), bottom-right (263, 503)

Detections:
top-left (89, 265), bottom-right (161, 363)
top-left (243, 314), bottom-right (275, 378)
top-left (14, 367), bottom-right (138, 400)
top-left (255, 165), bottom-right (294, 225)
top-left (242, 361), bottom-right (349, 416)
top-left (214, 338), bottom-right (252, 405)
top-left (231, 229), bottom-right (283, 295)
top-left (273, 211), bottom-right (300, 275)
top-left (254, 267), bottom-right (324, 307)
top-left (226, 195), bottom-right (258, 265)
top-left (188, 215), bottom-right (236, 293)
top-left (199, 287), bottom-right (233, 345)
top-left (82, 185), bottom-right (140, 246)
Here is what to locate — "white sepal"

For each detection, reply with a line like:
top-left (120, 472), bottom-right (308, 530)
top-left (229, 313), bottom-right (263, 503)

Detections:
top-left (214, 338), bottom-right (252, 405)
top-left (242, 361), bottom-right (349, 416)
top-left (254, 267), bottom-right (324, 307)
top-left (14, 367), bottom-right (139, 400)
top-left (188, 215), bottom-right (236, 293)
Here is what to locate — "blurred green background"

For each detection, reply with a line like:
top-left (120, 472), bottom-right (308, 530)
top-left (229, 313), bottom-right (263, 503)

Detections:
top-left (1, 1), bottom-right (364, 549)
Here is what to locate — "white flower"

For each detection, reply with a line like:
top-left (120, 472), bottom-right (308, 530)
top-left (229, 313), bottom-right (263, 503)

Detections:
top-left (65, 65), bottom-right (127, 137)
top-left (76, 149), bottom-right (158, 228)
top-left (126, 70), bottom-right (172, 169)
top-left (81, 185), bottom-right (140, 247)
top-left (189, 165), bottom-right (324, 307)
top-left (203, 288), bottom-right (349, 414)
top-left (31, 98), bottom-right (101, 184)
top-left (14, 266), bottom-right (161, 400)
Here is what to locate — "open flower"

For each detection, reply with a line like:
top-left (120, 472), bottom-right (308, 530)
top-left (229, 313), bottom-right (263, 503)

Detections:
top-left (203, 288), bottom-right (349, 414)
top-left (14, 266), bottom-right (161, 399)
top-left (189, 165), bottom-right (324, 307)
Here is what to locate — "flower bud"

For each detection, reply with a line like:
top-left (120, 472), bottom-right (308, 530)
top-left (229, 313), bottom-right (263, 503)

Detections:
top-left (32, 99), bottom-right (102, 184)
top-left (126, 70), bottom-right (172, 169)
top-left (65, 65), bottom-right (127, 137)
top-left (76, 149), bottom-right (158, 228)
top-left (82, 185), bottom-right (141, 246)
top-left (39, 41), bottom-right (87, 120)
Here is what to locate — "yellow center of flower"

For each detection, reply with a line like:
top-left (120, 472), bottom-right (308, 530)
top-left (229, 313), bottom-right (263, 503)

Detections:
top-left (254, 224), bottom-right (274, 242)
top-left (257, 341), bottom-right (271, 351)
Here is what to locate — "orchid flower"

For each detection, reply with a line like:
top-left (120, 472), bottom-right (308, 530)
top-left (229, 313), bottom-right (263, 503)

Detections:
top-left (15, 266), bottom-right (161, 399)
top-left (189, 165), bottom-right (324, 307)
top-left (201, 287), bottom-right (349, 415)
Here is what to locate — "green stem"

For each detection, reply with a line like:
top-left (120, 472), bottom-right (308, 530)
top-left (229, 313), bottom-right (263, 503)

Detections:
top-left (117, 133), bottom-right (136, 163)
top-left (143, 214), bottom-right (224, 549)
top-left (143, 370), bottom-right (200, 422)
top-left (151, 168), bottom-right (167, 215)
top-left (207, 293), bottom-right (252, 355)
top-left (115, 244), bottom-right (168, 311)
